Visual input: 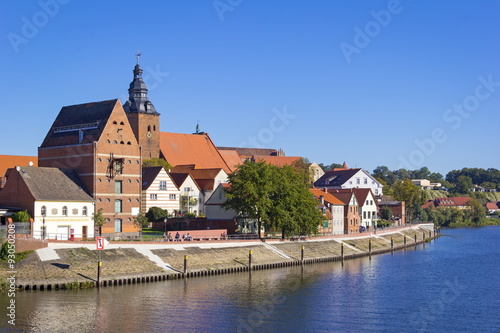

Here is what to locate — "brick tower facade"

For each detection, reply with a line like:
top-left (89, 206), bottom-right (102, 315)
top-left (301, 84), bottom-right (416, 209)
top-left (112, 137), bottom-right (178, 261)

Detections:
top-left (123, 56), bottom-right (161, 160)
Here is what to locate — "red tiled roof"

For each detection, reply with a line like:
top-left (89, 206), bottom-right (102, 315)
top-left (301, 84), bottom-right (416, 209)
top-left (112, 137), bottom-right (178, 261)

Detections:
top-left (168, 172), bottom-right (201, 191)
top-left (0, 155), bottom-right (38, 177)
top-left (159, 132), bottom-right (232, 173)
top-left (252, 155), bottom-right (301, 167)
top-left (328, 189), bottom-right (356, 206)
top-left (310, 188), bottom-right (344, 205)
top-left (330, 188), bottom-right (376, 207)
top-left (219, 150), bottom-right (243, 170)
top-left (485, 202), bottom-right (499, 210)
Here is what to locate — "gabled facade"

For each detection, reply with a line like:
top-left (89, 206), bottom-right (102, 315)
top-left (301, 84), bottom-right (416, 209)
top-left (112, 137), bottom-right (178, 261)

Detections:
top-left (330, 188), bottom-right (378, 229)
top-left (205, 183), bottom-right (237, 220)
top-left (0, 166), bottom-right (94, 240)
top-left (169, 173), bottom-right (203, 216)
top-left (310, 188), bottom-right (344, 235)
top-left (329, 189), bottom-right (360, 234)
top-left (314, 164), bottom-right (384, 197)
top-left (38, 99), bottom-right (142, 238)
top-left (141, 167), bottom-right (180, 216)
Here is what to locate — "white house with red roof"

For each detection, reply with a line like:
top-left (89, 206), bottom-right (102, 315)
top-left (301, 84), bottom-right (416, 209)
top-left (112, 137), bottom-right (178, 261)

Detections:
top-left (205, 183), bottom-right (238, 220)
top-left (310, 188), bottom-right (344, 235)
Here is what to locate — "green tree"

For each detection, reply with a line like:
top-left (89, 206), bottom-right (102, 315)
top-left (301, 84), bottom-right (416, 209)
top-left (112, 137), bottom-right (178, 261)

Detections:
top-left (92, 208), bottom-right (105, 236)
top-left (467, 197), bottom-right (486, 224)
top-left (134, 211), bottom-right (149, 229)
top-left (380, 206), bottom-right (393, 221)
top-left (453, 175), bottom-right (473, 194)
top-left (268, 164), bottom-right (322, 239)
top-left (392, 179), bottom-right (425, 222)
top-left (12, 210), bottom-right (30, 222)
top-left (146, 206), bottom-right (168, 222)
top-left (222, 160), bottom-right (273, 239)
top-left (142, 158), bottom-right (173, 170)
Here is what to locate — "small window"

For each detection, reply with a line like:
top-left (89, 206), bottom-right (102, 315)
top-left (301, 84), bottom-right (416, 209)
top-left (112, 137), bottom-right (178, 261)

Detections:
top-left (97, 158), bottom-right (101, 162)
top-left (136, 179), bottom-right (139, 183)
top-left (127, 198), bottom-right (131, 202)
top-left (106, 158), bottom-right (110, 162)
top-left (106, 198), bottom-right (110, 202)
top-left (170, 194), bottom-right (176, 200)
top-left (127, 179), bottom-right (131, 183)
top-left (120, 141), bottom-right (124, 145)
top-left (364, 178), bottom-right (368, 184)
top-left (106, 179), bottom-right (110, 183)
top-left (97, 178), bottom-right (102, 182)
top-left (115, 200), bottom-right (122, 213)
top-left (115, 219), bottom-right (122, 232)
top-left (105, 218), bottom-right (110, 222)
top-left (62, 206), bottom-right (68, 216)
top-left (127, 160), bottom-right (131, 164)
top-left (115, 161), bottom-right (123, 174)
top-left (159, 181), bottom-right (167, 191)
top-left (115, 181), bottom-right (122, 194)
top-left (127, 142), bottom-right (132, 145)
top-left (97, 198), bottom-right (101, 202)
top-left (41, 206), bottom-right (46, 216)
top-left (113, 140), bottom-right (117, 144)
top-left (113, 121), bottom-right (117, 125)
top-left (135, 160), bottom-right (139, 164)
top-left (148, 125), bottom-right (151, 132)
top-left (150, 194), bottom-right (158, 200)
top-left (83, 206), bottom-right (87, 216)
top-left (106, 140), bottom-right (110, 144)
top-left (136, 198), bottom-right (139, 202)
top-left (127, 218), bottom-right (131, 222)
top-left (120, 121), bottom-right (124, 125)
top-left (153, 125), bottom-right (156, 131)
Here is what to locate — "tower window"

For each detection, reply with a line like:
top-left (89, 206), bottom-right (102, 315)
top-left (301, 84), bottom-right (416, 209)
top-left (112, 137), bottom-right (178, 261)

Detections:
top-left (113, 121), bottom-right (117, 125)
top-left (120, 121), bottom-right (124, 125)
top-left (127, 142), bottom-right (132, 145)
top-left (120, 141), bottom-right (124, 145)
top-left (148, 125), bottom-right (151, 132)
top-left (153, 125), bottom-right (156, 131)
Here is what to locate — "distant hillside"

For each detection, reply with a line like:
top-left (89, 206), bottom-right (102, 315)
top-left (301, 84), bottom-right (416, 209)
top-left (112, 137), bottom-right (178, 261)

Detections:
top-left (423, 190), bottom-right (500, 202)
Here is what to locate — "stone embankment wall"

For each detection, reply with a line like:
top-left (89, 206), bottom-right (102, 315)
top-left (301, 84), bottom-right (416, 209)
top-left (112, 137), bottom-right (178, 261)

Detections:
top-left (7, 225), bottom-right (439, 292)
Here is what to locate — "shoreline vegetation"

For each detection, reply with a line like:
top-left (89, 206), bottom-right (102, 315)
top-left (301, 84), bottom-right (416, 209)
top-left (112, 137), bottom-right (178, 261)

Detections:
top-left (1, 225), bottom-right (439, 292)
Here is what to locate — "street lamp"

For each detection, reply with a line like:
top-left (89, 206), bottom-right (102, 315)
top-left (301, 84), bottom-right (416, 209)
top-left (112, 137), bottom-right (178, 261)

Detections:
top-left (164, 217), bottom-right (167, 233)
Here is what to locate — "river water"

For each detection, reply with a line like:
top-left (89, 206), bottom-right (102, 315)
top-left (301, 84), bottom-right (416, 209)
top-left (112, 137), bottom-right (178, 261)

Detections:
top-left (1, 227), bottom-right (500, 332)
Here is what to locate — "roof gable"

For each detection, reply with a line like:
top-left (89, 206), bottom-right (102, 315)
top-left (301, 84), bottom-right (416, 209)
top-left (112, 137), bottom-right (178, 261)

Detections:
top-left (309, 189), bottom-right (344, 205)
top-left (40, 99), bottom-right (120, 148)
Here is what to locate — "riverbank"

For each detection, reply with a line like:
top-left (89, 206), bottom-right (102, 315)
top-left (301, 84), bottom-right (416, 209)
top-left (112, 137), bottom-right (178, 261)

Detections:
top-left (1, 224), bottom-right (438, 291)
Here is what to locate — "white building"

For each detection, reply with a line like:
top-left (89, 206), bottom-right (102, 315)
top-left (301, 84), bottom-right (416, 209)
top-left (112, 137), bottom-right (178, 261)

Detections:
top-left (205, 183), bottom-right (237, 220)
top-left (314, 165), bottom-right (384, 197)
top-left (0, 166), bottom-right (94, 240)
top-left (169, 172), bottom-right (204, 216)
top-left (310, 188), bottom-right (344, 235)
top-left (141, 167), bottom-right (181, 216)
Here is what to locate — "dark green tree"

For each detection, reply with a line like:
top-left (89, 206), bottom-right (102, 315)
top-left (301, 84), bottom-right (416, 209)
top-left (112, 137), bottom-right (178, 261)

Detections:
top-left (12, 210), bottom-right (30, 222)
top-left (142, 158), bottom-right (173, 170)
top-left (222, 160), bottom-right (273, 239)
top-left (380, 206), bottom-right (393, 221)
top-left (146, 207), bottom-right (168, 222)
top-left (453, 175), bottom-right (473, 194)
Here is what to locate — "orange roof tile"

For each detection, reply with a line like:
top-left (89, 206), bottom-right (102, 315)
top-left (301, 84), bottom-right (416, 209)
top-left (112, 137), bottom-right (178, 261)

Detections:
top-left (252, 155), bottom-right (301, 167)
top-left (219, 150), bottom-right (243, 171)
top-left (159, 132), bottom-right (231, 173)
top-left (310, 188), bottom-right (344, 205)
top-left (0, 155), bottom-right (38, 177)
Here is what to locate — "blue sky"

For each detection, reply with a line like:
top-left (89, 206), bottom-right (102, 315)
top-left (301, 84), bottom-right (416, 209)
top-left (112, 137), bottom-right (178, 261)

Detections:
top-left (1, 0), bottom-right (499, 176)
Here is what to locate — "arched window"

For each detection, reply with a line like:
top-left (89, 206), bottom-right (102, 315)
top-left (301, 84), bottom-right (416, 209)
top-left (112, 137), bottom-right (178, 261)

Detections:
top-left (62, 206), bottom-right (68, 216)
top-left (148, 125), bottom-right (151, 132)
top-left (153, 125), bottom-right (156, 131)
top-left (41, 206), bottom-right (46, 216)
top-left (120, 121), bottom-right (124, 125)
top-left (82, 206), bottom-right (87, 216)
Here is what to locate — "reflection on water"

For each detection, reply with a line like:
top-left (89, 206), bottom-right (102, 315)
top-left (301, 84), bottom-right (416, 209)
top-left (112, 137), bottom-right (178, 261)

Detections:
top-left (2, 227), bottom-right (500, 332)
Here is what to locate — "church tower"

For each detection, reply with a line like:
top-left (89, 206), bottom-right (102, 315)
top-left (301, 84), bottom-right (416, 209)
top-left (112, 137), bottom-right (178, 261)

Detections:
top-left (123, 53), bottom-right (160, 160)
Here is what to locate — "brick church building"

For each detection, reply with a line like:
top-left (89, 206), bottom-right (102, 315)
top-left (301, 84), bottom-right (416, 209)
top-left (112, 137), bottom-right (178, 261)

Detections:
top-left (38, 57), bottom-right (161, 237)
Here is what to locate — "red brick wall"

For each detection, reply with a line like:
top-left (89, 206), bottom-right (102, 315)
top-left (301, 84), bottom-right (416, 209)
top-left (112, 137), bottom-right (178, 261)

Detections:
top-left (344, 205), bottom-right (360, 234)
top-left (12, 238), bottom-right (48, 252)
top-left (127, 112), bottom-right (160, 160)
top-left (0, 170), bottom-right (36, 217)
top-left (38, 103), bottom-right (143, 236)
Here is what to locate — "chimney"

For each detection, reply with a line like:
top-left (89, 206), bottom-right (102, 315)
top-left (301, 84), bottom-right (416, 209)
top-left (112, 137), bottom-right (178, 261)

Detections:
top-left (319, 195), bottom-right (324, 204)
top-left (323, 187), bottom-right (328, 193)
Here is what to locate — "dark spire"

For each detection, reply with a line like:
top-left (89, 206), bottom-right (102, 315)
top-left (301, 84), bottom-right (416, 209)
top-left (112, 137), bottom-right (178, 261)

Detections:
top-left (123, 52), bottom-right (158, 114)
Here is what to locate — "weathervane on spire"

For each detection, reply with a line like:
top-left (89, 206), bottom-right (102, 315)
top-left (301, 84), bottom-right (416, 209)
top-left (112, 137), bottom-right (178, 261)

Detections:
top-left (136, 50), bottom-right (141, 64)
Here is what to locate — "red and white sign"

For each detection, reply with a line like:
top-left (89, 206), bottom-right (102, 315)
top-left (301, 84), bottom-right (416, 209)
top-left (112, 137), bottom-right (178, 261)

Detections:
top-left (70, 228), bottom-right (75, 241)
top-left (96, 237), bottom-right (107, 250)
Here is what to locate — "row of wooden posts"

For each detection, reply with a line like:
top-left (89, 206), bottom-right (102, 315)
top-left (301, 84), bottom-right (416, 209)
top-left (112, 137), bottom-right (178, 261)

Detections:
top-left (179, 227), bottom-right (441, 274)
